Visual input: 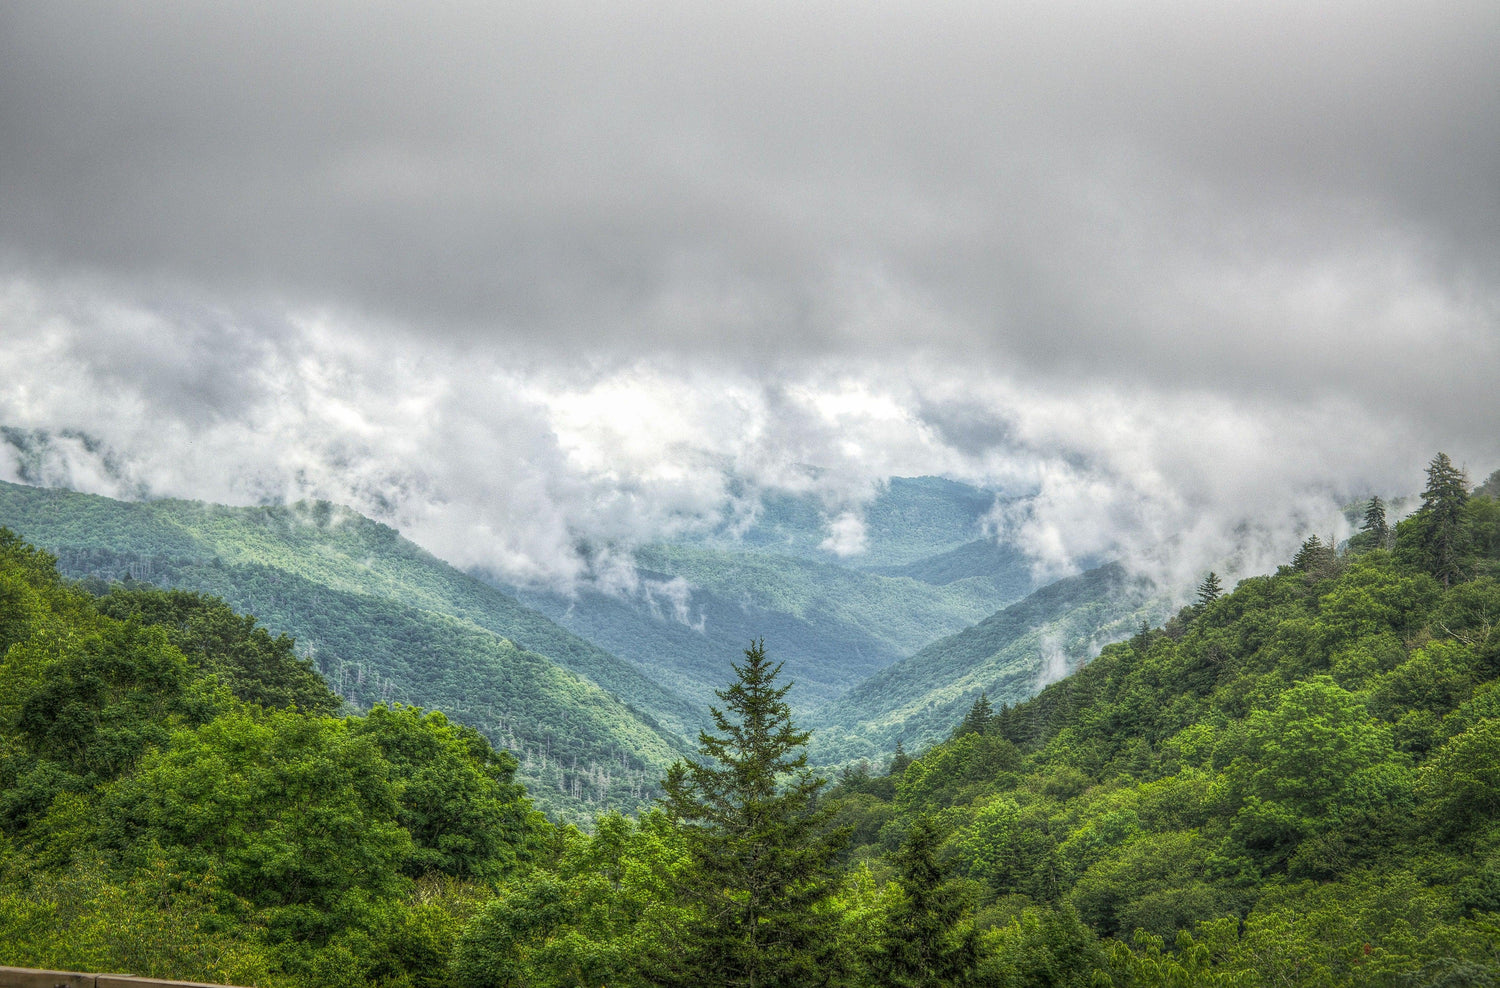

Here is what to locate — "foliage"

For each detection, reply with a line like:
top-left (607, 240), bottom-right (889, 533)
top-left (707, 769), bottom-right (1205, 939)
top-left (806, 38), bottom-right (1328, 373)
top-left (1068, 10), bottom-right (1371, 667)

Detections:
top-left (96, 585), bottom-right (342, 714)
top-left (868, 814), bottom-right (981, 987)
top-left (658, 641), bottom-right (850, 987)
top-left (1195, 573), bottom-right (1222, 607)
top-left (813, 454), bottom-right (1500, 986)
top-left (0, 530), bottom-right (546, 984)
top-left (0, 481), bottom-right (693, 821)
top-left (1418, 452), bottom-right (1472, 586)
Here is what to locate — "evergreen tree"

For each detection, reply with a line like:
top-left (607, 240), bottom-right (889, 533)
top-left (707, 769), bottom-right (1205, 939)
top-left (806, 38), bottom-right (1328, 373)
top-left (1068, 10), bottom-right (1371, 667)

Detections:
top-left (870, 814), bottom-right (981, 988)
top-left (1420, 452), bottom-right (1470, 586)
top-left (1196, 571), bottom-right (1223, 606)
top-left (954, 693), bottom-right (994, 738)
top-left (890, 740), bottom-right (912, 776)
top-left (1361, 495), bottom-right (1390, 547)
top-left (1293, 534), bottom-right (1332, 574)
top-left (658, 640), bottom-right (849, 988)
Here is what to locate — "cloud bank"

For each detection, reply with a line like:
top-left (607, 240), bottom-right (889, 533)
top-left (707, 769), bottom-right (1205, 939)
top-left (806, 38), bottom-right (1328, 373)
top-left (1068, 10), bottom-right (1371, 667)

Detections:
top-left (0, 1), bottom-right (1496, 590)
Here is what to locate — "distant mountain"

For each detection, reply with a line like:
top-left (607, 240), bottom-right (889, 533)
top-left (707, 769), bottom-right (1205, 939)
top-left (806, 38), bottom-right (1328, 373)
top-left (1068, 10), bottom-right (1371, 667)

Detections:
top-left (685, 475), bottom-right (1008, 568)
top-left (498, 476), bottom-right (1046, 715)
top-left (807, 562), bottom-right (1171, 765)
top-left (0, 480), bottom-right (696, 821)
top-left (864, 536), bottom-right (1036, 590)
top-left (504, 541), bottom-right (1029, 712)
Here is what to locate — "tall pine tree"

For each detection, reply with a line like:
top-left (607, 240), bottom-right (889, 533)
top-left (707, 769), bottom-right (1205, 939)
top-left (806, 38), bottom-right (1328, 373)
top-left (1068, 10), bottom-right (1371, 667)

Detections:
top-left (954, 693), bottom-right (994, 738)
top-left (1361, 494), bottom-right (1389, 547)
top-left (1196, 571), bottom-right (1223, 606)
top-left (1420, 452), bottom-right (1470, 586)
top-left (658, 640), bottom-right (848, 988)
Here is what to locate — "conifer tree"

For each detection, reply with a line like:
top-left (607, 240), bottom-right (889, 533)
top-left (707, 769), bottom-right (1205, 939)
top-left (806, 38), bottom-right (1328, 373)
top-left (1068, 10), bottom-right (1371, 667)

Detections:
top-left (658, 640), bottom-right (848, 988)
top-left (1293, 534), bottom-right (1329, 573)
top-left (1420, 452), bottom-right (1470, 586)
top-left (1196, 571), bottom-right (1223, 606)
top-left (870, 814), bottom-right (980, 988)
top-left (1361, 495), bottom-right (1389, 547)
top-left (955, 693), bottom-right (993, 737)
top-left (890, 740), bottom-right (912, 776)
top-left (1131, 620), bottom-right (1153, 655)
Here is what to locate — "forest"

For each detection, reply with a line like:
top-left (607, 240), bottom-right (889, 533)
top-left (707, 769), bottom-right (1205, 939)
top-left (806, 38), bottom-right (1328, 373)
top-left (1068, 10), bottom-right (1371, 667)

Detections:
top-left (2, 453), bottom-right (1500, 986)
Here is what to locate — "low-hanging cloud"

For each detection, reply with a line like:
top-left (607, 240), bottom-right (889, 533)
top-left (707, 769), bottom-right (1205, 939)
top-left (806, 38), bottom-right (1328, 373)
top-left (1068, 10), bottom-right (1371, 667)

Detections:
top-left (1, 276), bottom-right (1488, 596)
top-left (0, 2), bottom-right (1496, 592)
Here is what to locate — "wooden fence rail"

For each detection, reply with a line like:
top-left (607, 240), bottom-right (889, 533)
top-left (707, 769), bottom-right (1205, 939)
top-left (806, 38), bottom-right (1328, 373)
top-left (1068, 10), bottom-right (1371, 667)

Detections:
top-left (0, 968), bottom-right (250, 988)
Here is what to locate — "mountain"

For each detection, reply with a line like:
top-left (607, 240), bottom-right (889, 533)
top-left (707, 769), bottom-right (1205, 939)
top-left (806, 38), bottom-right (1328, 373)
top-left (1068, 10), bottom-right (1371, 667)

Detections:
top-left (0, 480), bottom-right (696, 821)
top-left (808, 562), bottom-right (1171, 764)
top-left (821, 465), bottom-right (1500, 983)
top-left (505, 542), bottom-right (1026, 712)
top-left (864, 535), bottom-right (1037, 589)
top-left (497, 476), bottom-right (1047, 715)
top-left (688, 475), bottom-right (1009, 568)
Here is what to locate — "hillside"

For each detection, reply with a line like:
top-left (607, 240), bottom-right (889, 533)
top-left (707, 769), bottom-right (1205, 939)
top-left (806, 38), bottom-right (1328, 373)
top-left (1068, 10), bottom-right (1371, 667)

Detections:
top-left (822, 459), bottom-right (1500, 985)
top-left (808, 562), bottom-right (1170, 764)
top-left (6, 457), bottom-right (1500, 987)
top-left (491, 476), bottom-right (1046, 717)
top-left (506, 540), bottom-right (1031, 713)
top-left (0, 532), bottom-right (553, 984)
top-left (0, 481), bottom-right (696, 819)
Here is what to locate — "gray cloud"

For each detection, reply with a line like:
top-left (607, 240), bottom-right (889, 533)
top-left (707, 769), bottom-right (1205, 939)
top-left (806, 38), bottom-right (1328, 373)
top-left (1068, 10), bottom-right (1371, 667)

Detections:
top-left (0, 2), bottom-right (1497, 588)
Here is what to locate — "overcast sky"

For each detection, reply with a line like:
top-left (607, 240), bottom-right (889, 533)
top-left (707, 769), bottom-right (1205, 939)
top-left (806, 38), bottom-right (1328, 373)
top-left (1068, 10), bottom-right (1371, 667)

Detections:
top-left (1, 1), bottom-right (1497, 588)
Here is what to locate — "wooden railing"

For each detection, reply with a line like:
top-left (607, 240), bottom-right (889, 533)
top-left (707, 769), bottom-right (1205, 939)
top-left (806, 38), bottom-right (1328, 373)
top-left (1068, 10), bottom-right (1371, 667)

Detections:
top-left (0, 968), bottom-right (250, 988)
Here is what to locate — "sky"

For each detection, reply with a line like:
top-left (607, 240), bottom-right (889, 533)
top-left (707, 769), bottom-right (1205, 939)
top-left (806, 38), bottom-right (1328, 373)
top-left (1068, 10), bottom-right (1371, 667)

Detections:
top-left (1, 1), bottom-right (1497, 590)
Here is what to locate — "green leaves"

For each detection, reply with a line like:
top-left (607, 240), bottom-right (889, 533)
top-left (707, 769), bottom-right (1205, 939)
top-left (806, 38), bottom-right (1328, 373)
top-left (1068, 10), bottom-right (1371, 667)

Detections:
top-left (351, 704), bottom-right (546, 881)
top-left (658, 640), bottom-right (850, 987)
top-left (108, 710), bottom-right (413, 917)
top-left (96, 586), bottom-right (342, 715)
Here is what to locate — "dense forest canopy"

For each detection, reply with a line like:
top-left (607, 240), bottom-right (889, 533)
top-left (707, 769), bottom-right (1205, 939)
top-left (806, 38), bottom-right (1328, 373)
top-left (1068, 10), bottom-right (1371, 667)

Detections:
top-left (0, 481), bottom-right (696, 822)
top-left (1, 454), bottom-right (1499, 986)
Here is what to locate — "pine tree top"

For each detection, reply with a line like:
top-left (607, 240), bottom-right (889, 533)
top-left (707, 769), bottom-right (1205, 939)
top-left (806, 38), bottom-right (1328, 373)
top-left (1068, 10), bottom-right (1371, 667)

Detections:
top-left (1196, 571), bottom-right (1223, 606)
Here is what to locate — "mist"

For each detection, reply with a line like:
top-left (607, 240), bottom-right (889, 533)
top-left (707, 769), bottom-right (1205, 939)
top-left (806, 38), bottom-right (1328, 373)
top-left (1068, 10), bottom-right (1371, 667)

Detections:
top-left (0, 2), bottom-right (1496, 590)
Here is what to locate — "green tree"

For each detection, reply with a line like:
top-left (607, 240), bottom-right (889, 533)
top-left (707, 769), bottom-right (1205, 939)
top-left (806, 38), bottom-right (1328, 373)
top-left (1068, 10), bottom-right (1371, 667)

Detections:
top-left (96, 586), bottom-right (341, 715)
top-left (658, 640), bottom-right (849, 988)
top-left (1419, 452), bottom-right (1471, 585)
top-left (955, 693), bottom-right (994, 738)
top-left (453, 811), bottom-right (689, 988)
top-left (350, 704), bottom-right (545, 880)
top-left (890, 740), bottom-right (912, 776)
top-left (1293, 535), bottom-right (1334, 576)
top-left (105, 709), bottom-right (414, 933)
top-left (870, 814), bottom-right (981, 987)
top-left (1362, 495), bottom-right (1390, 547)
top-left (1196, 573), bottom-right (1223, 607)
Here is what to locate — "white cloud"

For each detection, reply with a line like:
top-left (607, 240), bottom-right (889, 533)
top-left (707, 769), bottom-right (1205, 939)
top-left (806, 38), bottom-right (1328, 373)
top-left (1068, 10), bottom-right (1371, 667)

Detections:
top-left (819, 512), bottom-right (869, 558)
top-left (0, 272), bottom-right (1492, 596)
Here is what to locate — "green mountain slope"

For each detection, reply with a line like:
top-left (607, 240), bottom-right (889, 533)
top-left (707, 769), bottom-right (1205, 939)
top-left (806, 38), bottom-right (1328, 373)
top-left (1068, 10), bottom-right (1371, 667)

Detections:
top-left (0, 532), bottom-right (554, 984)
top-left (822, 461), bottom-right (1500, 984)
top-left (507, 541), bottom-right (1031, 713)
top-left (0, 481), bottom-right (694, 820)
top-left (864, 536), bottom-right (1037, 590)
top-left (808, 562), bottom-right (1170, 764)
